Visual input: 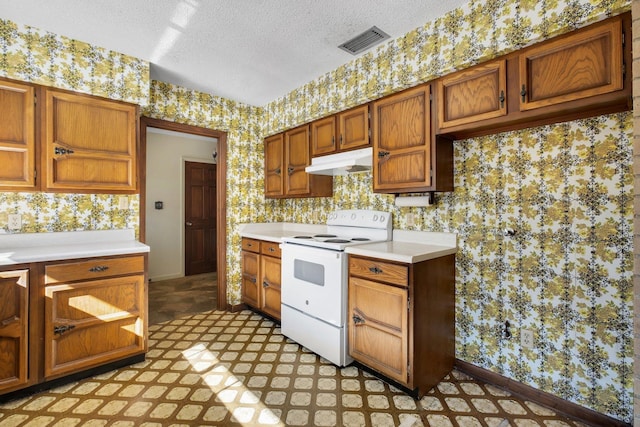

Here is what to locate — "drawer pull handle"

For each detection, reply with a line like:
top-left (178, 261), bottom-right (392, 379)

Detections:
top-left (352, 314), bottom-right (365, 325)
top-left (54, 324), bottom-right (76, 335)
top-left (1, 315), bottom-right (19, 327)
top-left (268, 247), bottom-right (275, 252)
top-left (369, 266), bottom-right (383, 274)
top-left (54, 146), bottom-right (75, 155)
top-left (89, 266), bottom-right (109, 273)
top-left (520, 84), bottom-right (527, 102)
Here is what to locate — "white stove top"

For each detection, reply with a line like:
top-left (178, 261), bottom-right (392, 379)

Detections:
top-left (281, 209), bottom-right (392, 251)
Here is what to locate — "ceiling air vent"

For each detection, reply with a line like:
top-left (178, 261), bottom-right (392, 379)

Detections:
top-left (338, 26), bottom-right (390, 55)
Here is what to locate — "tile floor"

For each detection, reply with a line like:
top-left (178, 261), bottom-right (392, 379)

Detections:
top-left (0, 275), bottom-right (590, 426)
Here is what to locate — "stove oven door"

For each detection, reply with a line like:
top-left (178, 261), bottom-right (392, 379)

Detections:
top-left (280, 243), bottom-right (347, 326)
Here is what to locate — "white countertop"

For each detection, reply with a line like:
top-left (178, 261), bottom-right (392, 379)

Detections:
top-left (0, 229), bottom-right (150, 266)
top-left (239, 223), bottom-right (457, 264)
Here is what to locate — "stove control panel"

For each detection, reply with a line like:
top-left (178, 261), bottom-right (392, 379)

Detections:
top-left (327, 210), bottom-right (391, 230)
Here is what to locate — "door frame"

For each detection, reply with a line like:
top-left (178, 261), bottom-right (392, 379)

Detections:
top-left (140, 116), bottom-right (228, 311)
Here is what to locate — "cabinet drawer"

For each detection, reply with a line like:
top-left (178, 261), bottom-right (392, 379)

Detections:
top-left (260, 241), bottom-right (281, 257)
top-left (242, 238), bottom-right (260, 253)
top-left (349, 257), bottom-right (408, 287)
top-left (45, 255), bottom-right (145, 285)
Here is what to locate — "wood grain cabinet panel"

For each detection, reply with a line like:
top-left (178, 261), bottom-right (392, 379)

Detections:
top-left (260, 253), bottom-right (281, 321)
top-left (241, 238), bottom-right (281, 320)
top-left (0, 80), bottom-right (36, 190)
top-left (311, 105), bottom-right (369, 157)
top-left (437, 60), bottom-right (507, 128)
top-left (285, 125), bottom-right (312, 196)
top-left (372, 85), bottom-right (432, 192)
top-left (43, 255), bottom-right (146, 379)
top-left (241, 247), bottom-right (260, 308)
top-left (311, 116), bottom-right (337, 156)
top-left (519, 17), bottom-right (623, 111)
top-left (264, 133), bottom-right (284, 197)
top-left (42, 89), bottom-right (138, 193)
top-left (0, 269), bottom-right (29, 393)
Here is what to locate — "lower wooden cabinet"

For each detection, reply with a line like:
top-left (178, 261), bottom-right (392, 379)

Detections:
top-left (0, 253), bottom-right (148, 397)
top-left (348, 254), bottom-right (455, 397)
top-left (241, 238), bottom-right (282, 321)
top-left (43, 255), bottom-right (146, 378)
top-left (0, 269), bottom-right (29, 393)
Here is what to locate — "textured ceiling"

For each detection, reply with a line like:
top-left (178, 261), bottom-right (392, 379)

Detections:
top-left (1, 0), bottom-right (468, 106)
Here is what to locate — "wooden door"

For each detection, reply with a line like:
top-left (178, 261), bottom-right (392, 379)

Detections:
top-left (43, 89), bottom-right (137, 192)
top-left (338, 105), bottom-right (369, 150)
top-left (372, 85), bottom-right (431, 192)
top-left (437, 60), bottom-right (507, 129)
top-left (349, 276), bottom-right (408, 384)
top-left (284, 125), bottom-right (311, 196)
top-left (185, 161), bottom-right (217, 276)
top-left (0, 269), bottom-right (29, 392)
top-left (264, 133), bottom-right (284, 197)
top-left (241, 251), bottom-right (260, 308)
top-left (311, 116), bottom-right (336, 156)
top-left (519, 16), bottom-right (623, 111)
top-left (0, 80), bottom-right (36, 190)
top-left (44, 275), bottom-right (145, 378)
top-left (260, 255), bottom-right (281, 320)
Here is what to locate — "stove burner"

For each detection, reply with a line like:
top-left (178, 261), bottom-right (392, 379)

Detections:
top-left (324, 239), bottom-right (351, 243)
top-left (351, 238), bottom-right (370, 241)
top-left (293, 235), bottom-right (313, 239)
top-left (314, 234), bottom-right (337, 238)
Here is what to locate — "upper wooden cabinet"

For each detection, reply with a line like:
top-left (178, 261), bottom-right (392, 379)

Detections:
top-left (42, 89), bottom-right (138, 193)
top-left (311, 105), bottom-right (370, 156)
top-left (0, 269), bottom-right (29, 394)
top-left (372, 85), bottom-right (433, 193)
top-left (437, 60), bottom-right (507, 129)
top-left (0, 80), bottom-right (36, 190)
top-left (519, 16), bottom-right (623, 111)
top-left (264, 125), bottom-right (332, 198)
top-left (436, 12), bottom-right (630, 138)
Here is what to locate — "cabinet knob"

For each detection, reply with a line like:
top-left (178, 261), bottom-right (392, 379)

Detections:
top-left (275, 167), bottom-right (281, 175)
top-left (331, 136), bottom-right (335, 146)
top-left (499, 90), bottom-right (505, 108)
top-left (368, 266), bottom-right (383, 274)
top-left (250, 276), bottom-right (257, 284)
top-left (54, 324), bottom-right (76, 335)
top-left (89, 265), bottom-right (109, 273)
top-left (262, 281), bottom-right (270, 288)
top-left (268, 247), bottom-right (275, 252)
top-left (377, 151), bottom-right (390, 158)
top-left (520, 85), bottom-right (527, 102)
top-left (352, 314), bottom-right (365, 325)
top-left (340, 135), bottom-right (344, 145)
top-left (287, 166), bottom-right (294, 175)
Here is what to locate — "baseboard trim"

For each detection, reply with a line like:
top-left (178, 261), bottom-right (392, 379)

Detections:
top-left (229, 303), bottom-right (247, 312)
top-left (454, 359), bottom-right (630, 427)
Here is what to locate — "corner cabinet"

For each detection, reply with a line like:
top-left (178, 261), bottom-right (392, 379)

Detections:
top-left (372, 84), bottom-right (453, 193)
top-left (42, 88), bottom-right (139, 193)
top-left (348, 254), bottom-right (455, 397)
top-left (0, 269), bottom-right (29, 393)
top-left (43, 255), bottom-right (146, 379)
top-left (0, 80), bottom-right (36, 190)
top-left (241, 238), bottom-right (281, 321)
top-left (264, 125), bottom-right (332, 198)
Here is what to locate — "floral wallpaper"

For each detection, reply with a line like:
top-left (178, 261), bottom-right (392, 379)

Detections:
top-left (0, 0), bottom-right (634, 422)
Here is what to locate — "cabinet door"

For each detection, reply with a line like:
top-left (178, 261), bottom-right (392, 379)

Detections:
top-left (338, 105), bottom-right (369, 151)
top-left (437, 60), bottom-right (507, 129)
top-left (0, 80), bottom-right (36, 190)
top-left (311, 116), bottom-right (336, 156)
top-left (0, 269), bottom-right (29, 392)
top-left (241, 250), bottom-right (260, 308)
top-left (44, 275), bottom-right (145, 378)
top-left (519, 17), bottom-right (623, 111)
top-left (264, 133), bottom-right (284, 197)
top-left (372, 85), bottom-right (431, 192)
top-left (260, 255), bottom-right (281, 321)
top-left (284, 125), bottom-right (311, 196)
top-left (43, 89), bottom-right (138, 192)
top-left (348, 276), bottom-right (408, 384)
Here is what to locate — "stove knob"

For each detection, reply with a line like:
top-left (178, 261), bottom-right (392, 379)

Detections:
top-left (373, 215), bottom-right (378, 221)
top-left (351, 213), bottom-right (356, 220)
top-left (380, 215), bottom-right (386, 222)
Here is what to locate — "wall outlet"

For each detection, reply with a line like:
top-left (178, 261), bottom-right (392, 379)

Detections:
top-left (405, 212), bottom-right (416, 226)
top-left (8, 214), bottom-right (22, 230)
top-left (521, 329), bottom-right (534, 349)
top-left (118, 196), bottom-right (129, 209)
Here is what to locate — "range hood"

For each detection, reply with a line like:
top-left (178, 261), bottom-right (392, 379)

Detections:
top-left (305, 147), bottom-right (372, 176)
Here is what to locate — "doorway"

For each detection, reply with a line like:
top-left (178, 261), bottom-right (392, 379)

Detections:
top-left (140, 117), bottom-right (228, 311)
top-left (185, 161), bottom-right (217, 276)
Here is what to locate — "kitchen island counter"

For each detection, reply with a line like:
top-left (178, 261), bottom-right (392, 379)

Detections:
top-left (346, 229), bottom-right (457, 263)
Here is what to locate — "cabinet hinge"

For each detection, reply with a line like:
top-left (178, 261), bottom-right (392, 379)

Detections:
top-left (622, 31), bottom-right (625, 47)
top-left (429, 93), bottom-right (433, 102)
top-left (368, 128), bottom-right (371, 138)
top-left (623, 62), bottom-right (626, 81)
top-left (34, 93), bottom-right (37, 104)
top-left (34, 169), bottom-right (37, 184)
